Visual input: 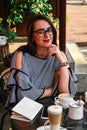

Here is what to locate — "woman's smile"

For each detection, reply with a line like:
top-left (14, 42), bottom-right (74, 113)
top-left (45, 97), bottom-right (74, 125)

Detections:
top-left (43, 39), bottom-right (51, 43)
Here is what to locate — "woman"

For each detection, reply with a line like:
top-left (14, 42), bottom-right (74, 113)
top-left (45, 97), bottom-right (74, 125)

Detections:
top-left (4, 14), bottom-right (70, 107)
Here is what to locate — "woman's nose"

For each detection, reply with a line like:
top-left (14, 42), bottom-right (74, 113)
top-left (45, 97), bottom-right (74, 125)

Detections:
top-left (44, 32), bottom-right (50, 37)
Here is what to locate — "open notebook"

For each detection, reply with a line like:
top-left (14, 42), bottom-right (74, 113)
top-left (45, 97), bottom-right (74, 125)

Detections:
top-left (11, 97), bottom-right (43, 123)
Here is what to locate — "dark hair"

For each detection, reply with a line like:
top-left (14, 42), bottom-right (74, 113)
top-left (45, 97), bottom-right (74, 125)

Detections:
top-left (17, 14), bottom-right (57, 56)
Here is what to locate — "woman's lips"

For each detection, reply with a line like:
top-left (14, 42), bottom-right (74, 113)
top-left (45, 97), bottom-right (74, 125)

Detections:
top-left (43, 39), bottom-right (50, 42)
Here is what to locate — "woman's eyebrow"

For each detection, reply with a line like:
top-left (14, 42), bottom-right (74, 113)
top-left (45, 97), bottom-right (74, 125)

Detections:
top-left (34, 27), bottom-right (51, 31)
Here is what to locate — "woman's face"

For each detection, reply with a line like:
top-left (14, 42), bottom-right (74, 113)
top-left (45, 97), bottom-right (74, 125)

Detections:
top-left (32, 20), bottom-right (53, 49)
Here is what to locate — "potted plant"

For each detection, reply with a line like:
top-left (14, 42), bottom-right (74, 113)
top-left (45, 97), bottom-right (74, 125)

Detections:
top-left (7, 0), bottom-right (59, 36)
top-left (0, 18), bottom-right (16, 45)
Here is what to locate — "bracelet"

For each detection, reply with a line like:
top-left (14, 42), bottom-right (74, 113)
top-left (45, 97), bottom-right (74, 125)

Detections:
top-left (59, 62), bottom-right (68, 67)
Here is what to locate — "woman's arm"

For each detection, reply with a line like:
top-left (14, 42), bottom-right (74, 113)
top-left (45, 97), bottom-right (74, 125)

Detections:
top-left (16, 51), bottom-right (22, 69)
top-left (58, 64), bottom-right (69, 93)
top-left (59, 52), bottom-right (69, 93)
top-left (47, 44), bottom-right (70, 94)
top-left (15, 51), bottom-right (23, 84)
top-left (55, 51), bottom-right (69, 93)
top-left (40, 88), bottom-right (53, 98)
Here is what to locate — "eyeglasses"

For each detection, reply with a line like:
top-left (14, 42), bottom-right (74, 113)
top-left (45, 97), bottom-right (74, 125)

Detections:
top-left (33, 27), bottom-right (53, 37)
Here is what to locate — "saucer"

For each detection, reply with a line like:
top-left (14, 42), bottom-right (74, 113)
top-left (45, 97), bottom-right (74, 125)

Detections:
top-left (55, 99), bottom-right (76, 108)
top-left (36, 126), bottom-right (67, 130)
top-left (36, 125), bottom-right (49, 130)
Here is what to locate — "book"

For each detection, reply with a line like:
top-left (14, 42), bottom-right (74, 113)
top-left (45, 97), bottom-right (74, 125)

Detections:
top-left (11, 97), bottom-right (43, 122)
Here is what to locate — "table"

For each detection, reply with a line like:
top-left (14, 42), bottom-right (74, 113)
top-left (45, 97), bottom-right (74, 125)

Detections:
top-left (11, 92), bottom-right (87, 130)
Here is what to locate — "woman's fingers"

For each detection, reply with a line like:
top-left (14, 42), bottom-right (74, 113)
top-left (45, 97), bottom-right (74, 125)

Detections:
top-left (47, 44), bottom-right (59, 57)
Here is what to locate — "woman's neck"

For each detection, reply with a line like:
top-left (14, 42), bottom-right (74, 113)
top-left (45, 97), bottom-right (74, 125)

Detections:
top-left (35, 52), bottom-right (47, 59)
top-left (36, 48), bottom-right (48, 59)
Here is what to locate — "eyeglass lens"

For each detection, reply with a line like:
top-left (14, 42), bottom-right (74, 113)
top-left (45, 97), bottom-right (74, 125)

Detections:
top-left (33, 27), bottom-right (53, 36)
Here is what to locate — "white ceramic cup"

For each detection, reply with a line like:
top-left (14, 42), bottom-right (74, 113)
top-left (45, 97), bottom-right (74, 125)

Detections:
top-left (44, 105), bottom-right (62, 130)
top-left (55, 93), bottom-right (74, 106)
top-left (68, 101), bottom-right (84, 120)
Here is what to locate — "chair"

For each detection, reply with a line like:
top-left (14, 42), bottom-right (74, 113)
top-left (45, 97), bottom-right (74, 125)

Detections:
top-left (0, 44), bottom-right (14, 68)
top-left (0, 67), bottom-right (12, 130)
top-left (0, 44), bottom-right (9, 62)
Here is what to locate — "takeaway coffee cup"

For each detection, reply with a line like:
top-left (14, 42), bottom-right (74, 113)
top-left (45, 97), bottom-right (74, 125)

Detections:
top-left (55, 93), bottom-right (74, 106)
top-left (44, 105), bottom-right (62, 130)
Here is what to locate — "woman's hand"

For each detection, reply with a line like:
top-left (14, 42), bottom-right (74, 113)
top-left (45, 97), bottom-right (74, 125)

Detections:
top-left (47, 44), bottom-right (59, 57)
top-left (40, 87), bottom-right (53, 99)
top-left (47, 44), bottom-right (67, 63)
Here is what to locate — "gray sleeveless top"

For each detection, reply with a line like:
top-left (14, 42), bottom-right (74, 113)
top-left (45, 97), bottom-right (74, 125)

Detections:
top-left (4, 52), bottom-right (60, 107)
top-left (21, 53), bottom-right (59, 89)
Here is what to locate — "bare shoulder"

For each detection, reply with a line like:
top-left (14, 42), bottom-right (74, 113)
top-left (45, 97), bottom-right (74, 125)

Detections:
top-left (16, 51), bottom-right (23, 69)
